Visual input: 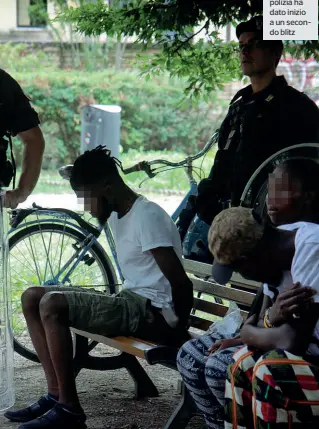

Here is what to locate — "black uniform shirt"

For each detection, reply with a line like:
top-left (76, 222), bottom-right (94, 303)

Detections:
top-left (211, 76), bottom-right (319, 205)
top-left (0, 69), bottom-right (40, 138)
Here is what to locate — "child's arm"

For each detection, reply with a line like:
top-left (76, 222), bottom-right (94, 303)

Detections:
top-left (241, 303), bottom-right (319, 355)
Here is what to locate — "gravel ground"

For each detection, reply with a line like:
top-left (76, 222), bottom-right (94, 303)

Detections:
top-left (0, 344), bottom-right (206, 429)
top-left (0, 191), bottom-right (207, 429)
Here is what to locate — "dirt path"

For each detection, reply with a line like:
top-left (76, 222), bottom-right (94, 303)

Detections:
top-left (0, 346), bottom-right (205, 429)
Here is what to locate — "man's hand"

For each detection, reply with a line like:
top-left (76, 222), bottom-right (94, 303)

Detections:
top-left (150, 246), bottom-right (193, 325)
top-left (171, 285), bottom-right (193, 323)
top-left (208, 337), bottom-right (243, 354)
top-left (3, 188), bottom-right (28, 209)
top-left (268, 282), bottom-right (316, 326)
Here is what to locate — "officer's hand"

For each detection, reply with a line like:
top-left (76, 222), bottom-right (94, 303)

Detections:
top-left (3, 189), bottom-right (28, 209)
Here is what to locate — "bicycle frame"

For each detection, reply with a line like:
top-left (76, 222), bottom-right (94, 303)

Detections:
top-left (8, 180), bottom-right (197, 287)
top-left (171, 182), bottom-right (198, 223)
top-left (8, 151), bottom-right (203, 287)
top-left (8, 211), bottom-right (124, 285)
top-left (171, 158), bottom-right (199, 222)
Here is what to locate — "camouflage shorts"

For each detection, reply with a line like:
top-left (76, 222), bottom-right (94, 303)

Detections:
top-left (38, 286), bottom-right (181, 344)
top-left (40, 286), bottom-right (152, 337)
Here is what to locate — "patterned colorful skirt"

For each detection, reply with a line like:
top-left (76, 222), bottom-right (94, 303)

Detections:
top-left (224, 346), bottom-right (319, 429)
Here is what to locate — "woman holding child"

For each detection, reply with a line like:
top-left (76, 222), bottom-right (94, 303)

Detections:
top-left (177, 158), bottom-right (319, 429)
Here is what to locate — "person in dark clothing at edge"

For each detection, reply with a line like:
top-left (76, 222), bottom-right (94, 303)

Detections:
top-left (179, 16), bottom-right (319, 254)
top-left (0, 69), bottom-right (45, 209)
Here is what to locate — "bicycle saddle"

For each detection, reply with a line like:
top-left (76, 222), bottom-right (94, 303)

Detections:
top-left (58, 165), bottom-right (73, 180)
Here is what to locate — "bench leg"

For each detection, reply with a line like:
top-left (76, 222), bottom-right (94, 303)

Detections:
top-left (163, 382), bottom-right (199, 429)
top-left (73, 334), bottom-right (89, 377)
top-left (123, 353), bottom-right (159, 399)
top-left (85, 352), bottom-right (159, 398)
top-left (72, 336), bottom-right (158, 399)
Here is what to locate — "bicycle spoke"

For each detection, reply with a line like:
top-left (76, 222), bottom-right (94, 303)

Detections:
top-left (10, 251), bottom-right (40, 279)
top-left (11, 267), bottom-right (34, 284)
top-left (28, 221), bottom-right (46, 281)
top-left (67, 258), bottom-right (106, 282)
top-left (69, 264), bottom-right (105, 285)
top-left (9, 222), bottom-right (114, 360)
top-left (49, 221), bottom-right (66, 277)
top-left (43, 231), bottom-right (53, 283)
top-left (48, 225), bottom-right (74, 282)
top-left (10, 243), bottom-right (34, 269)
top-left (57, 222), bottom-right (67, 275)
top-left (37, 226), bottom-right (56, 281)
top-left (25, 234), bottom-right (42, 284)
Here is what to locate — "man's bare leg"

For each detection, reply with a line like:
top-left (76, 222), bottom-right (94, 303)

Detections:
top-left (22, 287), bottom-right (59, 397)
top-left (39, 292), bottom-right (81, 411)
top-left (4, 288), bottom-right (62, 423)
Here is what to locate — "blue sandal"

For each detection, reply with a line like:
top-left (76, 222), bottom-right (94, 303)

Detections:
top-left (4, 395), bottom-right (57, 423)
top-left (18, 403), bottom-right (87, 429)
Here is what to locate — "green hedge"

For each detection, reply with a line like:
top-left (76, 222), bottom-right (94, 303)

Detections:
top-left (13, 70), bottom-right (227, 169)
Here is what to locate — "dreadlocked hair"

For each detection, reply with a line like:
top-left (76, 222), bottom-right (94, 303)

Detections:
top-left (70, 145), bottom-right (123, 190)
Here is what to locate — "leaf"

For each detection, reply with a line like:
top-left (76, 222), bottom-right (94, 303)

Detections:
top-left (57, 1), bottom-right (319, 99)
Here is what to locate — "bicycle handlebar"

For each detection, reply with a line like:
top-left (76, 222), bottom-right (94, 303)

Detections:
top-left (122, 130), bottom-right (219, 178)
top-left (122, 161), bottom-right (155, 177)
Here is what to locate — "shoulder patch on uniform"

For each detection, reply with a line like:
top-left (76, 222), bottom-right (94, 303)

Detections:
top-left (23, 92), bottom-right (32, 101)
top-left (266, 94), bottom-right (275, 102)
top-left (230, 95), bottom-right (243, 105)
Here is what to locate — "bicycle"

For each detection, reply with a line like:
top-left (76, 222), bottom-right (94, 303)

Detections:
top-left (10, 136), bottom-right (319, 363)
top-left (8, 131), bottom-right (219, 362)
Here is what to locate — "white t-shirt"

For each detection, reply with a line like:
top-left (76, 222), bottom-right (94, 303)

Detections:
top-left (108, 196), bottom-right (182, 325)
top-left (263, 221), bottom-right (319, 355)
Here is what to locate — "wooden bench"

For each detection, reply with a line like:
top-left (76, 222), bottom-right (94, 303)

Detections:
top-left (71, 258), bottom-right (260, 429)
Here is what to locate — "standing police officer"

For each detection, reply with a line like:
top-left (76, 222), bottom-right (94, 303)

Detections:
top-left (0, 68), bottom-right (45, 209)
top-left (180, 16), bottom-right (319, 247)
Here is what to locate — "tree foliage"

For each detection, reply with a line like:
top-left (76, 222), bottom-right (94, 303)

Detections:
top-left (11, 69), bottom-right (226, 168)
top-left (58, 0), bottom-right (319, 98)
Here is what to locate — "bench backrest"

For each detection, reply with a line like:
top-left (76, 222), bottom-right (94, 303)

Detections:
top-left (183, 259), bottom-right (260, 331)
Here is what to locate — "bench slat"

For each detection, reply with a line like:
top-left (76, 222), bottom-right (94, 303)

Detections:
top-left (193, 298), bottom-right (229, 317)
top-left (183, 258), bottom-right (212, 278)
top-left (192, 278), bottom-right (256, 306)
top-left (189, 315), bottom-right (212, 331)
top-left (230, 279), bottom-right (260, 292)
top-left (183, 258), bottom-right (259, 289)
top-left (230, 272), bottom-right (259, 289)
top-left (191, 298), bottom-right (249, 322)
top-left (71, 328), bottom-right (155, 358)
top-left (71, 259), bottom-right (258, 362)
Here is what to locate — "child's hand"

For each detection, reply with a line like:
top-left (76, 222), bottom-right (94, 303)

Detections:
top-left (208, 337), bottom-right (243, 354)
top-left (268, 282), bottom-right (316, 326)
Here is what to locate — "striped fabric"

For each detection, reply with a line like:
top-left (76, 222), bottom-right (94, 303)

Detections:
top-left (224, 346), bottom-right (319, 429)
top-left (176, 333), bottom-right (241, 429)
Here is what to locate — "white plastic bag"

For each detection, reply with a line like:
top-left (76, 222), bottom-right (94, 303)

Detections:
top-left (205, 301), bottom-right (243, 338)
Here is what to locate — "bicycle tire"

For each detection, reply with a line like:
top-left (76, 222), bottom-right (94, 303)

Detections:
top-left (240, 143), bottom-right (319, 210)
top-left (9, 222), bottom-right (116, 363)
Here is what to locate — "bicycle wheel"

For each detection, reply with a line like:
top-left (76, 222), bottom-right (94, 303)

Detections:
top-left (240, 143), bottom-right (319, 211)
top-left (9, 222), bottom-right (116, 363)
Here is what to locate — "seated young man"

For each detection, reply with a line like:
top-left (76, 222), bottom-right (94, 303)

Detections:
top-left (208, 207), bottom-right (319, 429)
top-left (5, 146), bottom-right (193, 429)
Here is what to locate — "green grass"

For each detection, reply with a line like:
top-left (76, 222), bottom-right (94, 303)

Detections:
top-left (27, 148), bottom-right (217, 195)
